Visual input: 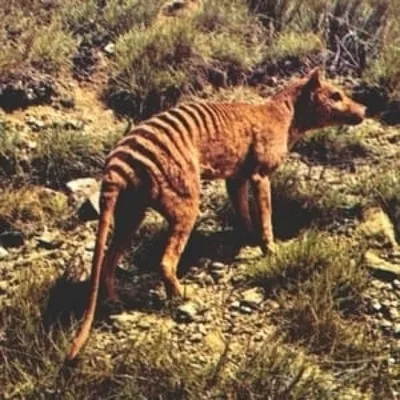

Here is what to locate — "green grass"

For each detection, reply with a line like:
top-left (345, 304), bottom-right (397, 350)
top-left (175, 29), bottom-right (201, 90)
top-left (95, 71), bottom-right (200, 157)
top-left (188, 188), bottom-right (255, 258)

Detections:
top-left (243, 232), bottom-right (396, 396)
top-left (112, 21), bottom-right (196, 98)
top-left (357, 169), bottom-right (400, 240)
top-left (295, 126), bottom-right (370, 164)
top-left (364, 44), bottom-right (400, 98)
top-left (0, 186), bottom-right (69, 235)
top-left (0, 122), bottom-right (125, 189)
top-left (263, 31), bottom-right (325, 61)
top-left (0, 5), bottom-right (76, 75)
top-left (0, 261), bottom-right (374, 399)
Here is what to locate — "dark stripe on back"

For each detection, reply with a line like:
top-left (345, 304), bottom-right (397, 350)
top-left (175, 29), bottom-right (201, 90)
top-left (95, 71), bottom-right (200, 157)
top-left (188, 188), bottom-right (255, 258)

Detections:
top-left (119, 128), bottom-right (184, 171)
top-left (217, 104), bottom-right (231, 121)
top-left (201, 103), bottom-right (220, 134)
top-left (145, 119), bottom-right (190, 163)
top-left (106, 162), bottom-right (136, 184)
top-left (179, 104), bottom-right (205, 133)
top-left (156, 112), bottom-right (191, 146)
top-left (188, 103), bottom-right (213, 133)
top-left (168, 108), bottom-right (194, 140)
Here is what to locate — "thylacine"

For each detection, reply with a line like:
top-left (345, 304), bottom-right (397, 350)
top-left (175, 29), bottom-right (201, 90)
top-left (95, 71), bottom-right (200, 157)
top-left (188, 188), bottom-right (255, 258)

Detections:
top-left (67, 69), bottom-right (365, 359)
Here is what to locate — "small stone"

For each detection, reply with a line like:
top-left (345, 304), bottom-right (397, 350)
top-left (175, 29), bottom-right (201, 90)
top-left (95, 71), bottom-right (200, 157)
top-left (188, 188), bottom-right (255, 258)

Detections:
top-left (379, 319), bottom-right (392, 331)
top-left (239, 305), bottom-right (253, 314)
top-left (210, 262), bottom-right (226, 271)
top-left (85, 241), bottom-right (96, 251)
top-left (66, 177), bottom-right (99, 199)
top-left (235, 246), bottom-right (263, 260)
top-left (0, 246), bottom-right (8, 260)
top-left (370, 298), bottom-right (382, 312)
top-left (393, 323), bottom-right (400, 337)
top-left (389, 249), bottom-right (400, 261)
top-left (36, 233), bottom-right (62, 250)
top-left (389, 307), bottom-right (399, 321)
top-left (253, 332), bottom-right (266, 342)
top-left (104, 42), bottom-right (115, 55)
top-left (240, 287), bottom-right (264, 309)
top-left (176, 301), bottom-right (198, 323)
top-left (229, 301), bottom-right (241, 311)
top-left (190, 332), bottom-right (202, 343)
top-left (199, 273), bottom-right (214, 287)
top-left (210, 269), bottom-right (225, 283)
top-left (371, 279), bottom-right (387, 290)
top-left (0, 281), bottom-right (8, 294)
top-left (265, 299), bottom-right (280, 310)
top-left (137, 319), bottom-right (151, 330)
top-left (365, 250), bottom-right (400, 278)
top-left (358, 207), bottom-right (398, 248)
top-left (393, 279), bottom-right (400, 291)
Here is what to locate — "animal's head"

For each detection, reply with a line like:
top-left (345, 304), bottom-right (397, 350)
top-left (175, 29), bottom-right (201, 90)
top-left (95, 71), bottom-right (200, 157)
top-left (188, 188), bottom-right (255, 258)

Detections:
top-left (294, 68), bottom-right (366, 132)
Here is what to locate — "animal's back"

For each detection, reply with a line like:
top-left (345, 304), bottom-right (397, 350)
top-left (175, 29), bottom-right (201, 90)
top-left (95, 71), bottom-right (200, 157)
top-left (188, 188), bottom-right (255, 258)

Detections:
top-left (105, 101), bottom-right (259, 196)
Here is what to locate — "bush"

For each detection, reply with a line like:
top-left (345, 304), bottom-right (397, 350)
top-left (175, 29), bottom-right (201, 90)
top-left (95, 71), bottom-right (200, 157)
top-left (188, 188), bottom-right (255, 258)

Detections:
top-left (0, 122), bottom-right (125, 189)
top-left (113, 21), bottom-right (196, 98)
top-left (0, 186), bottom-right (69, 235)
top-left (363, 45), bottom-right (400, 98)
top-left (0, 5), bottom-right (76, 75)
top-left (30, 19), bottom-right (76, 73)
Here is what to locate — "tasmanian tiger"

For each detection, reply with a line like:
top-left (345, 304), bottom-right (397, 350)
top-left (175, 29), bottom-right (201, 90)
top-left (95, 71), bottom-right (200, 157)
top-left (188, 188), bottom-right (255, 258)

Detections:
top-left (67, 69), bottom-right (365, 359)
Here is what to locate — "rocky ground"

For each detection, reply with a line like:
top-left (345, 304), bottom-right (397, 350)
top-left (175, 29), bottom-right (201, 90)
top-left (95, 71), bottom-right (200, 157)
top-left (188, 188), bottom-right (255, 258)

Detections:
top-left (0, 82), bottom-right (399, 398)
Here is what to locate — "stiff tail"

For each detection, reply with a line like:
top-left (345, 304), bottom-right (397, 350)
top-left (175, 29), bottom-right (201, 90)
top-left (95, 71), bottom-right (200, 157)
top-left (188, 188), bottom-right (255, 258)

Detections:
top-left (66, 183), bottom-right (120, 360)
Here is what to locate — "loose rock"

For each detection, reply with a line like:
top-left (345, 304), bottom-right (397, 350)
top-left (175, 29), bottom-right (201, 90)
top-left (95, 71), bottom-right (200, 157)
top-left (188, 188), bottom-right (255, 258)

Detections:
top-left (358, 207), bottom-right (398, 249)
top-left (240, 287), bottom-right (264, 309)
top-left (365, 250), bottom-right (400, 278)
top-left (0, 246), bottom-right (8, 260)
top-left (176, 301), bottom-right (199, 323)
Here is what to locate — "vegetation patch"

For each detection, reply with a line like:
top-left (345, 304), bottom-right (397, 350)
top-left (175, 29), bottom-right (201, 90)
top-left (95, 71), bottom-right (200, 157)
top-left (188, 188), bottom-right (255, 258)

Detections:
top-left (270, 163), bottom-right (362, 238)
top-left (0, 123), bottom-right (124, 189)
top-left (0, 263), bottom-right (368, 399)
top-left (244, 232), bottom-right (396, 395)
top-left (357, 169), bottom-right (400, 240)
top-left (0, 187), bottom-right (69, 235)
top-left (295, 126), bottom-right (370, 165)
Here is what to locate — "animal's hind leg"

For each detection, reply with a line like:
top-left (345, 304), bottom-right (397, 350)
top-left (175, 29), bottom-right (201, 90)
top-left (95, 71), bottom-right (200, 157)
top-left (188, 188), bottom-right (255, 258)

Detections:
top-left (159, 200), bottom-right (199, 298)
top-left (226, 177), bottom-right (253, 236)
top-left (101, 191), bottom-right (146, 302)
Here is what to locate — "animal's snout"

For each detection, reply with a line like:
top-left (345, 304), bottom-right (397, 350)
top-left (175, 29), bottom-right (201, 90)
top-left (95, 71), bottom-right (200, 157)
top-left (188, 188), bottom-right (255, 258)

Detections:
top-left (348, 102), bottom-right (366, 125)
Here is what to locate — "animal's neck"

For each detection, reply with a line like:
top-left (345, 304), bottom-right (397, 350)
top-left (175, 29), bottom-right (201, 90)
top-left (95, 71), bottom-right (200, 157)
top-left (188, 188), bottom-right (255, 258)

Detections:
top-left (270, 84), bottom-right (304, 148)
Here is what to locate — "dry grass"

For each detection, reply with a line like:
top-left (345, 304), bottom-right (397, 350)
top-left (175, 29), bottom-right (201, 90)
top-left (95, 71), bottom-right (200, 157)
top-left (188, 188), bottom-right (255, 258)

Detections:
top-left (0, 186), bottom-right (69, 235)
top-left (244, 232), bottom-right (396, 397)
top-left (0, 122), bottom-right (124, 189)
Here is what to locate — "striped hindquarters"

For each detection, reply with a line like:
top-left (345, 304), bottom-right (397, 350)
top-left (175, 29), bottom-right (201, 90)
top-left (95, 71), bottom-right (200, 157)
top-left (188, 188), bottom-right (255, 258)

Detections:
top-left (105, 102), bottom-right (231, 196)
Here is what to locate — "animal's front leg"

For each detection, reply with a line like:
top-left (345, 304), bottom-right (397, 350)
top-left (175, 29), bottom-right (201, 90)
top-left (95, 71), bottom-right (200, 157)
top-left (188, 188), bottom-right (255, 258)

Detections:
top-left (250, 173), bottom-right (276, 255)
top-left (226, 177), bottom-right (253, 236)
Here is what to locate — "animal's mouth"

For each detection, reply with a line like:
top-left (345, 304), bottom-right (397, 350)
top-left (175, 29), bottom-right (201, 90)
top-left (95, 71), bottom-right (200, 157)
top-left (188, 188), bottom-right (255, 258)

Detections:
top-left (346, 113), bottom-right (365, 125)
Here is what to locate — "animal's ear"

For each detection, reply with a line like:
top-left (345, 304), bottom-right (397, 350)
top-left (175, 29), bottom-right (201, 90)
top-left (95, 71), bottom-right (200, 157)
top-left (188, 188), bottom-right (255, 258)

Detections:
top-left (306, 68), bottom-right (322, 89)
top-left (299, 68), bottom-right (322, 100)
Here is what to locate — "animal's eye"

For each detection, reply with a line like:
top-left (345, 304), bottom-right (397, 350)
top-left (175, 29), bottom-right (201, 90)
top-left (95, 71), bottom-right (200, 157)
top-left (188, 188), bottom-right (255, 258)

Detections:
top-left (330, 92), bottom-right (342, 102)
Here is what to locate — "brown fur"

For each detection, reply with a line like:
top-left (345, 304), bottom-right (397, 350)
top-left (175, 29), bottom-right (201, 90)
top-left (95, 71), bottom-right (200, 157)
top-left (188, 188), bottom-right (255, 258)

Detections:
top-left (66, 69), bottom-right (365, 359)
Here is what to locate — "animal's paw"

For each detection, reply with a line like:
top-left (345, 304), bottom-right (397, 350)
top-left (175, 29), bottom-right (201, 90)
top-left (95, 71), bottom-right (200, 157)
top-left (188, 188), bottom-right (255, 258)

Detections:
top-left (260, 240), bottom-right (277, 256)
top-left (103, 298), bottom-right (124, 315)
